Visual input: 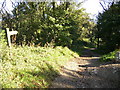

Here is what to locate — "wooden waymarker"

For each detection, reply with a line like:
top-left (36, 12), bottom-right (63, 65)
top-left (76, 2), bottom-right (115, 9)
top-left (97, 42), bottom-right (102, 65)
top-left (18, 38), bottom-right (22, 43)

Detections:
top-left (9, 31), bottom-right (18, 35)
top-left (6, 28), bottom-right (18, 47)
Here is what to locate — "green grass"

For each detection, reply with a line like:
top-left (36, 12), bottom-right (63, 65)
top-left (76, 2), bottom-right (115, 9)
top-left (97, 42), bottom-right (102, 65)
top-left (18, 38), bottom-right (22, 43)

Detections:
top-left (100, 50), bottom-right (119, 62)
top-left (0, 45), bottom-right (79, 88)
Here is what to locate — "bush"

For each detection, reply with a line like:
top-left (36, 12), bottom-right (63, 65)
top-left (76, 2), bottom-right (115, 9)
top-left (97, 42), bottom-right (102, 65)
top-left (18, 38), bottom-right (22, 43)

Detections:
top-left (0, 29), bottom-right (7, 47)
top-left (100, 50), bottom-right (119, 62)
top-left (0, 28), bottom-right (7, 63)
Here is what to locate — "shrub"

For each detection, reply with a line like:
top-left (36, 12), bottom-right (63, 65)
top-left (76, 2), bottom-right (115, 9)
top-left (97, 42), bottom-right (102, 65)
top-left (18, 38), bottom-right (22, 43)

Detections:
top-left (0, 29), bottom-right (7, 47)
top-left (100, 50), bottom-right (119, 62)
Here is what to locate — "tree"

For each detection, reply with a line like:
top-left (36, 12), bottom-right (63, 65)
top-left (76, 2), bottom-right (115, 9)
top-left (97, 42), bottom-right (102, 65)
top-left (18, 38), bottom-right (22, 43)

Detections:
top-left (96, 1), bottom-right (120, 53)
top-left (1, 1), bottom-right (94, 47)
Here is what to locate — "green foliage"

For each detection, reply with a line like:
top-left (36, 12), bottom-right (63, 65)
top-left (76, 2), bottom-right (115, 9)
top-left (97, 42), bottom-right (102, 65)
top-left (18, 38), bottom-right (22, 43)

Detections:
top-left (2, 1), bottom-right (93, 47)
top-left (100, 50), bottom-right (119, 62)
top-left (0, 29), bottom-right (7, 61)
top-left (0, 29), bottom-right (7, 46)
top-left (96, 1), bottom-right (120, 53)
top-left (0, 46), bottom-right (79, 88)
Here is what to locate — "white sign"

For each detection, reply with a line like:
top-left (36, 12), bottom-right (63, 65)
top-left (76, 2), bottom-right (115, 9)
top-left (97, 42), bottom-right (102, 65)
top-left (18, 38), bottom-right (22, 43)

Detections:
top-left (6, 28), bottom-right (18, 47)
top-left (9, 31), bottom-right (18, 35)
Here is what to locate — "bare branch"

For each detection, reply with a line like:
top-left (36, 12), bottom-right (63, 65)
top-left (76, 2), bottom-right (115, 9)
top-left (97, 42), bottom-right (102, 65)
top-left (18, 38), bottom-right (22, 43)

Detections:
top-left (10, 0), bottom-right (16, 8)
top-left (2, 0), bottom-right (6, 8)
top-left (99, 2), bottom-right (107, 11)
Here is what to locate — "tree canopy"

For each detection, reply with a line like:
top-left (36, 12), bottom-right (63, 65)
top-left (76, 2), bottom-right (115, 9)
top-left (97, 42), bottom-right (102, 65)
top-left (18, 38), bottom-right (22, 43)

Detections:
top-left (96, 1), bottom-right (120, 53)
top-left (1, 1), bottom-right (94, 47)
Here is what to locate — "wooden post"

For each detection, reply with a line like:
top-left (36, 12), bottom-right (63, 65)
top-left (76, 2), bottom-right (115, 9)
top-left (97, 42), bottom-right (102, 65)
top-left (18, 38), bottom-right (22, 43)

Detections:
top-left (6, 28), bottom-right (18, 47)
top-left (6, 28), bottom-right (11, 47)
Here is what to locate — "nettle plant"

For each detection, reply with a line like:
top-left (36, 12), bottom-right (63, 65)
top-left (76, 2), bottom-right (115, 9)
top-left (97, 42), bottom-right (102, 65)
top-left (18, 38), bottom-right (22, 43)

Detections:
top-left (0, 29), bottom-right (8, 62)
top-left (0, 29), bottom-right (7, 47)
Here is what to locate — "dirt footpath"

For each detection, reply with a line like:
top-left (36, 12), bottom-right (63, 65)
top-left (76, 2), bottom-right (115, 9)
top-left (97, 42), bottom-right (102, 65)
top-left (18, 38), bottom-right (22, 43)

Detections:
top-left (50, 48), bottom-right (120, 88)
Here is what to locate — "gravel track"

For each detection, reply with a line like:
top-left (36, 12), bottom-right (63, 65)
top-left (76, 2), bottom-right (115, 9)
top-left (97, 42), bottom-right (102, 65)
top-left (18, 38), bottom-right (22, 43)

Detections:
top-left (50, 48), bottom-right (120, 88)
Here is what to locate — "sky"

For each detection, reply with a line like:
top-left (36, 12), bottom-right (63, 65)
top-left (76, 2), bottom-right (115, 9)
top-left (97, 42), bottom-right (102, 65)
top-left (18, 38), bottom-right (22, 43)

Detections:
top-left (0, 0), bottom-right (104, 19)
top-left (81, 0), bottom-right (103, 19)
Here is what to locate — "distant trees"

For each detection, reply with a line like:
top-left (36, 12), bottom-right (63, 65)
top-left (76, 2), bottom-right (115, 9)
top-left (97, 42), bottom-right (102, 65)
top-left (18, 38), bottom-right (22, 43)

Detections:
top-left (96, 1), bottom-right (120, 53)
top-left (1, 1), bottom-right (94, 47)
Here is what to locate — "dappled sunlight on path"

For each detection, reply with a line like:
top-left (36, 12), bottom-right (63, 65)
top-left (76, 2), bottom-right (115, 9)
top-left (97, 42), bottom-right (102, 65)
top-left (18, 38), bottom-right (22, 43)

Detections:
top-left (50, 48), bottom-right (120, 88)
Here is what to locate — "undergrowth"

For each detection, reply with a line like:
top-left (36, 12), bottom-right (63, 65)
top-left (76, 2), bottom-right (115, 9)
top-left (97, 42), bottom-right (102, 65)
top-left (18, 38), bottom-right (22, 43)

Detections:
top-left (0, 45), bottom-right (79, 88)
top-left (100, 50), bottom-right (119, 62)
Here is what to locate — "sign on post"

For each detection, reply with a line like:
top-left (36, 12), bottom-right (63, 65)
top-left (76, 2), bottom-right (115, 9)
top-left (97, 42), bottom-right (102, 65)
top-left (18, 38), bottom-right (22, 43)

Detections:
top-left (6, 28), bottom-right (18, 47)
top-left (9, 31), bottom-right (18, 35)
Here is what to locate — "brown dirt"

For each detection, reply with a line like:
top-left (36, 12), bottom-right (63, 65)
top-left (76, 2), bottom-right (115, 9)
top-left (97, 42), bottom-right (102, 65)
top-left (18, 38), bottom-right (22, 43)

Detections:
top-left (50, 48), bottom-right (120, 88)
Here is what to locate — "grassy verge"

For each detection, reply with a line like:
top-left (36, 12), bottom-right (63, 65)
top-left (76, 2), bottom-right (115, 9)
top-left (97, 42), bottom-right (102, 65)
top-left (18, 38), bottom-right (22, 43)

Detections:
top-left (100, 50), bottom-right (119, 62)
top-left (0, 46), bottom-right (79, 88)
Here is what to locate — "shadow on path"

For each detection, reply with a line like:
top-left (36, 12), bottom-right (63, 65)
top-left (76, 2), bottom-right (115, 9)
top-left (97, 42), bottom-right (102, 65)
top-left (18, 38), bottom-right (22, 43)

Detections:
top-left (50, 48), bottom-right (120, 88)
